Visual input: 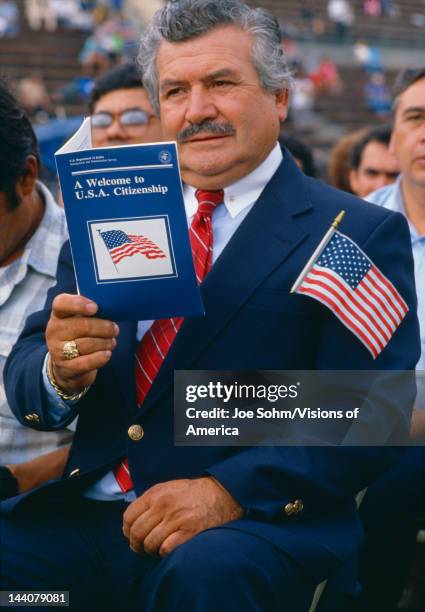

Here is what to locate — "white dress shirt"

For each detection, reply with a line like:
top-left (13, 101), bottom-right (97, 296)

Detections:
top-left (0, 182), bottom-right (71, 463)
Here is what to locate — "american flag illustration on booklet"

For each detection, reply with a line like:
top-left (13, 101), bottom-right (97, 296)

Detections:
top-left (99, 229), bottom-right (167, 265)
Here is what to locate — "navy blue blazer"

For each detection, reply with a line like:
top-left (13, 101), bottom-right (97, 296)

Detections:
top-left (3, 153), bottom-right (421, 588)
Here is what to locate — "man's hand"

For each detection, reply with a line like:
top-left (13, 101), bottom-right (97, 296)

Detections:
top-left (122, 477), bottom-right (244, 557)
top-left (7, 446), bottom-right (70, 494)
top-left (46, 293), bottom-right (119, 394)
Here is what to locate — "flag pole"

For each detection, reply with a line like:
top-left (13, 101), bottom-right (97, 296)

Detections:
top-left (290, 211), bottom-right (345, 294)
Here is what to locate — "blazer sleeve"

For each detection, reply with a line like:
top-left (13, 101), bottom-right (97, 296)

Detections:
top-left (207, 211), bottom-right (421, 520)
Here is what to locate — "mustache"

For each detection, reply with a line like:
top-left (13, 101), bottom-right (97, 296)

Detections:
top-left (177, 120), bottom-right (236, 142)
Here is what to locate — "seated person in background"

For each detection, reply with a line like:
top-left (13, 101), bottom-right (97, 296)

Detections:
top-left (364, 72), bottom-right (391, 116)
top-left (354, 67), bottom-right (425, 612)
top-left (0, 79), bottom-right (71, 483)
top-left (318, 66), bottom-right (425, 612)
top-left (328, 127), bottom-right (368, 193)
top-left (349, 125), bottom-right (400, 198)
top-left (16, 71), bottom-right (53, 122)
top-left (89, 61), bottom-right (162, 147)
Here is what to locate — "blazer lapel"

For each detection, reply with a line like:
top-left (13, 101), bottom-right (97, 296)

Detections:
top-left (109, 320), bottom-right (138, 414)
top-left (141, 152), bottom-right (313, 413)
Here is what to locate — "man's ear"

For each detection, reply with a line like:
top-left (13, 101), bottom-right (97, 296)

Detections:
top-left (349, 168), bottom-right (359, 194)
top-left (276, 88), bottom-right (290, 122)
top-left (16, 155), bottom-right (39, 197)
top-left (389, 130), bottom-right (396, 155)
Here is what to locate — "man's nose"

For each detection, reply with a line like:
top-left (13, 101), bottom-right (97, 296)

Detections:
top-left (105, 119), bottom-right (127, 141)
top-left (185, 87), bottom-right (217, 125)
top-left (383, 176), bottom-right (396, 187)
top-left (376, 175), bottom-right (394, 190)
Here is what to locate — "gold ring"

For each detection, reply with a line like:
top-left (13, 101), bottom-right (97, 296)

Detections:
top-left (62, 340), bottom-right (80, 360)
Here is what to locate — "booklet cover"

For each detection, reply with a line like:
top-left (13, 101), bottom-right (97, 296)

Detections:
top-left (55, 118), bottom-right (204, 321)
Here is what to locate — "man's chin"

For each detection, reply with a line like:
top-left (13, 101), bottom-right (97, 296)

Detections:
top-left (181, 160), bottom-right (229, 180)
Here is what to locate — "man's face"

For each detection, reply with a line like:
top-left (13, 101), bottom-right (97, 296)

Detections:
top-left (0, 155), bottom-right (42, 267)
top-left (156, 25), bottom-right (289, 189)
top-left (91, 87), bottom-right (162, 147)
top-left (390, 77), bottom-right (425, 187)
top-left (349, 140), bottom-right (400, 197)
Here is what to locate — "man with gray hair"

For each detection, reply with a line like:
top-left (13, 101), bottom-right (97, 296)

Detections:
top-left (0, 2), bottom-right (420, 610)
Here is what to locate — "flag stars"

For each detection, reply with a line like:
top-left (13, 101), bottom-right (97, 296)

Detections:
top-left (316, 232), bottom-right (371, 289)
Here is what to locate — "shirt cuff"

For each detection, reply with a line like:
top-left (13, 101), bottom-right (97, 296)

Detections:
top-left (42, 353), bottom-right (79, 429)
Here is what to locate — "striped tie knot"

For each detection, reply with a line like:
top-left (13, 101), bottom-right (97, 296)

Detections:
top-left (195, 189), bottom-right (224, 216)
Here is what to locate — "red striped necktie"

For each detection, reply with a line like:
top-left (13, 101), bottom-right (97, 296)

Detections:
top-left (114, 189), bottom-right (224, 492)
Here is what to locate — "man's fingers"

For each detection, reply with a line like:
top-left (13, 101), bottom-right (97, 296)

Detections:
top-left (52, 317), bottom-right (119, 342)
top-left (124, 509), bottom-right (162, 549)
top-left (52, 294), bottom-right (98, 319)
top-left (53, 351), bottom-right (112, 379)
top-left (56, 337), bottom-right (116, 358)
top-left (133, 520), bottom-right (176, 555)
top-left (159, 530), bottom-right (190, 557)
top-left (123, 496), bottom-right (150, 536)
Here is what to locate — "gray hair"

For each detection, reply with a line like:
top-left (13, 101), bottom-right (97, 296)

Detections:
top-left (138, 0), bottom-right (293, 115)
top-left (392, 67), bottom-right (425, 114)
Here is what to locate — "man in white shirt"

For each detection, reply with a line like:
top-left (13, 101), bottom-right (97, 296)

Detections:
top-left (0, 79), bottom-right (70, 489)
top-left (346, 67), bottom-right (425, 612)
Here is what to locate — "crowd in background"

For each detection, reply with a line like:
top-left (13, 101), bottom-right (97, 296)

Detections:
top-left (2, 0), bottom-right (422, 134)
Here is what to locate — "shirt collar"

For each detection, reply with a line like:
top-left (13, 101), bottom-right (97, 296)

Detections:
top-left (392, 176), bottom-right (424, 243)
top-left (25, 182), bottom-right (67, 277)
top-left (184, 143), bottom-right (283, 219)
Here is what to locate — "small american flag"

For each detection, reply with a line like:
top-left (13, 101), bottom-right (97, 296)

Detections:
top-left (295, 231), bottom-right (408, 358)
top-left (100, 229), bottom-right (166, 265)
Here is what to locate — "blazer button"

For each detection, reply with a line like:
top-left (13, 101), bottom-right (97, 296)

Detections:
top-left (128, 424), bottom-right (144, 441)
top-left (293, 499), bottom-right (304, 513)
top-left (69, 468), bottom-right (80, 477)
top-left (25, 413), bottom-right (40, 423)
top-left (284, 502), bottom-right (296, 516)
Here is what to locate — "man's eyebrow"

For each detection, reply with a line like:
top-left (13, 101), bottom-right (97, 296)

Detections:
top-left (402, 106), bottom-right (425, 116)
top-left (160, 69), bottom-right (240, 91)
top-left (204, 69), bottom-right (240, 81)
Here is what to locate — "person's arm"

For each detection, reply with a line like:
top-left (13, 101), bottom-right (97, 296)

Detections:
top-left (410, 410), bottom-right (425, 440)
top-left (4, 241), bottom-right (119, 431)
top-left (6, 445), bottom-right (70, 494)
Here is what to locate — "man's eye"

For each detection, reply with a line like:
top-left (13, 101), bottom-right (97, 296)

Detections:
top-left (406, 114), bottom-right (424, 122)
top-left (212, 80), bottom-right (232, 87)
top-left (166, 88), bottom-right (184, 98)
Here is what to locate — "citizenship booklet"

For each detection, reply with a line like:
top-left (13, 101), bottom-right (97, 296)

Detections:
top-left (55, 117), bottom-right (204, 321)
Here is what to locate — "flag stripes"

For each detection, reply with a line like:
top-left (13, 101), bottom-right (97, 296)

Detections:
top-left (295, 231), bottom-right (408, 359)
top-left (99, 229), bottom-right (166, 266)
